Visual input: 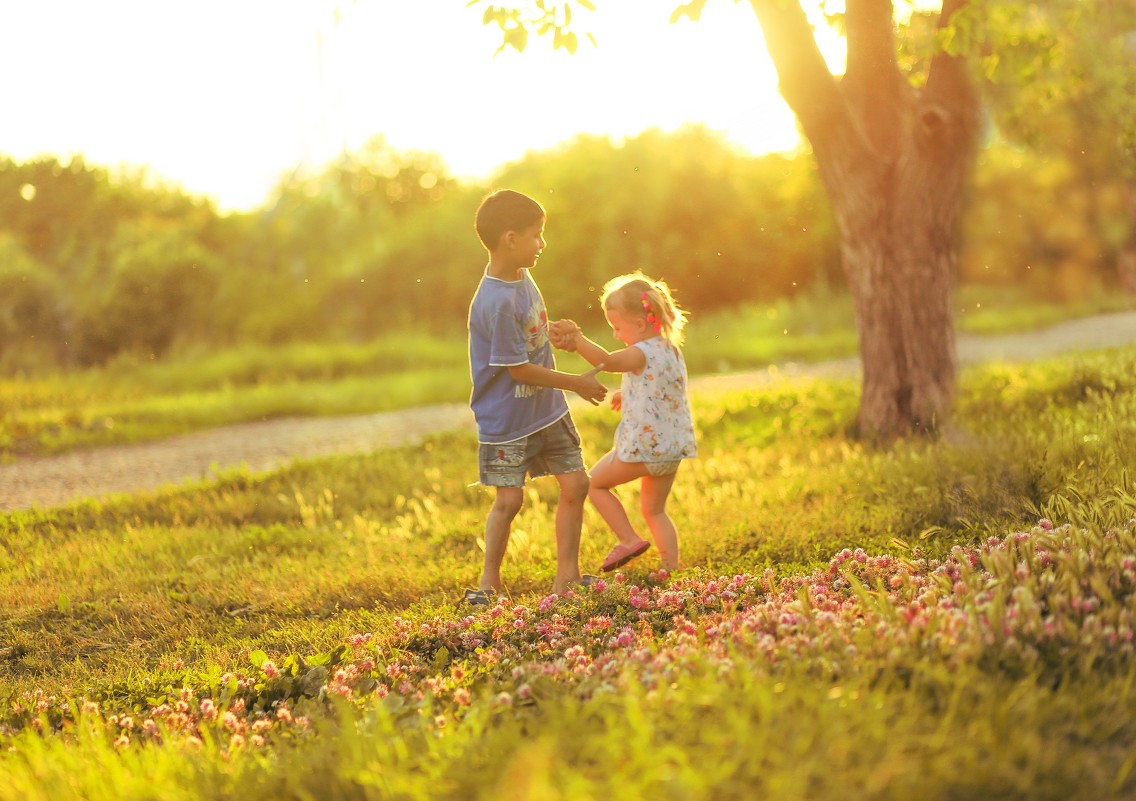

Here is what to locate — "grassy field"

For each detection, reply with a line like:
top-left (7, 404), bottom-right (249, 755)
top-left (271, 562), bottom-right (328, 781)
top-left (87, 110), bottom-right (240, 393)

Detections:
top-left (2, 341), bottom-right (1135, 799)
top-left (2, 285), bottom-right (1131, 460)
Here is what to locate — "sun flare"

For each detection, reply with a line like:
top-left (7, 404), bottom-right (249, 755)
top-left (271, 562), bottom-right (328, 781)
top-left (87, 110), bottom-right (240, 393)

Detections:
top-left (348, 1), bottom-right (809, 181)
top-left (0, 1), bottom-right (850, 211)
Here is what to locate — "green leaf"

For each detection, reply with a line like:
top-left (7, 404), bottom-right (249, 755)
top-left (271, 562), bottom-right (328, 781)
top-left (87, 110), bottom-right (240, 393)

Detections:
top-left (670, 0), bottom-right (708, 24)
top-left (308, 645), bottom-right (348, 667)
top-left (316, 644), bottom-right (349, 667)
top-left (504, 24), bottom-right (528, 52)
top-left (249, 649), bottom-right (268, 668)
top-left (56, 594), bottom-right (70, 614)
top-left (354, 676), bottom-right (378, 695)
top-left (298, 665), bottom-right (328, 697)
top-left (981, 53), bottom-right (1000, 81)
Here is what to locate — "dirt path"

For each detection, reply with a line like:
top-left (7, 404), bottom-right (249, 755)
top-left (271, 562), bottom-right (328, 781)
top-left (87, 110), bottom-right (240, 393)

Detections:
top-left (3, 311), bottom-right (1134, 513)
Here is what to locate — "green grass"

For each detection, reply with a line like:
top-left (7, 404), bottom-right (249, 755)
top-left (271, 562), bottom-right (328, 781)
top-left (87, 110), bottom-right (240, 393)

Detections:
top-left (2, 286), bottom-right (1131, 459)
top-left (2, 346), bottom-right (1136, 798)
top-left (953, 283), bottom-right (1136, 335)
top-left (0, 338), bottom-right (470, 458)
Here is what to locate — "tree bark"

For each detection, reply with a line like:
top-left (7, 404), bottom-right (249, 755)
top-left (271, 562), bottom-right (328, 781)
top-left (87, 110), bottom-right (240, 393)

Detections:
top-left (748, 0), bottom-right (980, 439)
top-left (1120, 180), bottom-right (1136, 295)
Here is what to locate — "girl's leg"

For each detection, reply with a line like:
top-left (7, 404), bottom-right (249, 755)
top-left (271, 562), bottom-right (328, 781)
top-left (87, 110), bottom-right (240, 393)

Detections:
top-left (588, 451), bottom-right (650, 546)
top-left (481, 486), bottom-right (523, 592)
top-left (640, 470), bottom-right (679, 571)
top-left (551, 469), bottom-right (590, 593)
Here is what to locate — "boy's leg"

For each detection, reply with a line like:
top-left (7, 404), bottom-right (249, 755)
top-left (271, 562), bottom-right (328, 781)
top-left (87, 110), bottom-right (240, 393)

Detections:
top-left (640, 471), bottom-right (680, 571)
top-left (588, 451), bottom-right (650, 547)
top-left (551, 469), bottom-right (589, 594)
top-left (477, 438), bottom-right (530, 595)
top-left (530, 416), bottom-right (591, 594)
top-left (481, 486), bottom-right (523, 592)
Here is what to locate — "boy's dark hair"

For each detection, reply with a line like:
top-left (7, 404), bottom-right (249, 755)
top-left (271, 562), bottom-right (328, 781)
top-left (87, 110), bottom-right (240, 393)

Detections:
top-left (474, 189), bottom-right (545, 251)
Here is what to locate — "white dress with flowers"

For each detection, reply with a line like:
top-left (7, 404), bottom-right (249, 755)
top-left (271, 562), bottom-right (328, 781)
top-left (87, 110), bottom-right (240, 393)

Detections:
top-left (615, 336), bottom-right (697, 464)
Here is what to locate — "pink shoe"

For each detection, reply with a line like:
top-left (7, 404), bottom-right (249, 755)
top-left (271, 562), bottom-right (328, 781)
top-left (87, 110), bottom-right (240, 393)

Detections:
top-left (601, 538), bottom-right (651, 572)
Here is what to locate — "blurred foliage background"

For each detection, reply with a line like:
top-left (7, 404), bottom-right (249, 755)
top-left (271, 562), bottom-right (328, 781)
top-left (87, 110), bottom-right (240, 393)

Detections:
top-left (1, 120), bottom-right (1133, 375)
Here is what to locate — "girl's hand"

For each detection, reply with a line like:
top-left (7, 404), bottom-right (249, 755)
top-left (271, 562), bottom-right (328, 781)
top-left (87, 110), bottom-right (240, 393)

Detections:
top-left (610, 390), bottom-right (622, 412)
top-left (549, 319), bottom-right (580, 351)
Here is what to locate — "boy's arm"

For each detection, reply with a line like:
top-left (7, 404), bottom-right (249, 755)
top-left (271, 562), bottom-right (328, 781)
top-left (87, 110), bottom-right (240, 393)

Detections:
top-left (508, 362), bottom-right (608, 405)
top-left (570, 333), bottom-right (647, 374)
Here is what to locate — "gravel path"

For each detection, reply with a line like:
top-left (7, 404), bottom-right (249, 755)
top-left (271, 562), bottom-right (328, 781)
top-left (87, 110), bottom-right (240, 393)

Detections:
top-left (2, 311), bottom-right (1134, 513)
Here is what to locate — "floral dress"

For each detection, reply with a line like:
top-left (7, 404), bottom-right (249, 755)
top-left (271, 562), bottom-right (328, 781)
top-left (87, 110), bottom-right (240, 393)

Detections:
top-left (615, 336), bottom-right (697, 463)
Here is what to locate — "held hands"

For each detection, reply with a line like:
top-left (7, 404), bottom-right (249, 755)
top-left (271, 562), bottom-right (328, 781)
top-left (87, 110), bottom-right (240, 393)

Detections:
top-left (549, 319), bottom-right (580, 351)
top-left (551, 320), bottom-right (604, 404)
top-left (575, 364), bottom-right (607, 405)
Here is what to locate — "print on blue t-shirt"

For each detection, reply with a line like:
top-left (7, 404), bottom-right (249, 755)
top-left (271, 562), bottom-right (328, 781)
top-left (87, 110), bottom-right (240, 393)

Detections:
top-left (468, 269), bottom-right (569, 444)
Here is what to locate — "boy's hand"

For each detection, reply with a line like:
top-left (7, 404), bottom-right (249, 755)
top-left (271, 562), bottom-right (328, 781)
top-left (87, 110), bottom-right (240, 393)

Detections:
top-left (575, 364), bottom-right (607, 405)
top-left (549, 319), bottom-right (580, 351)
top-left (610, 390), bottom-right (622, 412)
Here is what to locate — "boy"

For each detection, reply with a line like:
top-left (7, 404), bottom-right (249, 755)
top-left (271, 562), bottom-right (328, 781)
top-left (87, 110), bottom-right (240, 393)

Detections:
top-left (465, 189), bottom-right (607, 605)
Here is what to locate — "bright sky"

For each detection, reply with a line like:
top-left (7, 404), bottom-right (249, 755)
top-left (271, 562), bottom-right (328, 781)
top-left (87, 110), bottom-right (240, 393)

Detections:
top-left (2, 0), bottom-right (837, 212)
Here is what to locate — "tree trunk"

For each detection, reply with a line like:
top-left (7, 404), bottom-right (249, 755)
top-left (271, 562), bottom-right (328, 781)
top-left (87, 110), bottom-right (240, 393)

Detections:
top-left (1119, 180), bottom-right (1136, 295)
top-left (748, 0), bottom-right (980, 440)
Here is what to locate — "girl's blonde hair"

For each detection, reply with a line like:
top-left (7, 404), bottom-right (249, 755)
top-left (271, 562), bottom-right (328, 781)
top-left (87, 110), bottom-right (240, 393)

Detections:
top-left (600, 270), bottom-right (688, 348)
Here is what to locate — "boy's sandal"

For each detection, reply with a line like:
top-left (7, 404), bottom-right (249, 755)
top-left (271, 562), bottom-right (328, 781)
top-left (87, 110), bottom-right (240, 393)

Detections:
top-left (463, 588), bottom-right (495, 608)
top-left (601, 538), bottom-right (651, 572)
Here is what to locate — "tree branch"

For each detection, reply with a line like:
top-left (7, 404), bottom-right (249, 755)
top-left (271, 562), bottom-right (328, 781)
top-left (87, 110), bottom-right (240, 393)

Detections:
top-left (923, 0), bottom-right (980, 151)
top-left (746, 0), bottom-right (843, 142)
top-left (844, 0), bottom-right (907, 153)
top-left (845, 0), bottom-right (902, 86)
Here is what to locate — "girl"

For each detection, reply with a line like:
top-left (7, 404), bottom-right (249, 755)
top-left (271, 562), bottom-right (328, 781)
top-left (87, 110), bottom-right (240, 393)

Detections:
top-left (552, 271), bottom-right (697, 572)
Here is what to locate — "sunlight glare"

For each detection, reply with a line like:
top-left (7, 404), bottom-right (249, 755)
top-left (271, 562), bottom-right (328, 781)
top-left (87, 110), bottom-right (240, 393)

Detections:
top-left (339, 1), bottom-right (804, 181)
top-left (0, 0), bottom-right (859, 211)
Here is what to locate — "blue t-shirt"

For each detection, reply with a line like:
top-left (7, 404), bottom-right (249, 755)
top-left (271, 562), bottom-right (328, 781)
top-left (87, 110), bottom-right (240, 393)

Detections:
top-left (468, 269), bottom-right (569, 444)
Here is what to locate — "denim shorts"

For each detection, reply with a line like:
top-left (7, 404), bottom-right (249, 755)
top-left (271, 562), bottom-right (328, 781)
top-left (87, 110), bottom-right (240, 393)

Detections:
top-left (478, 415), bottom-right (586, 488)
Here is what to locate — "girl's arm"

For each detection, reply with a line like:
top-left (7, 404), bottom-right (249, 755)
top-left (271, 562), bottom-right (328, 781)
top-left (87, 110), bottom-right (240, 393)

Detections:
top-left (571, 332), bottom-right (646, 374)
